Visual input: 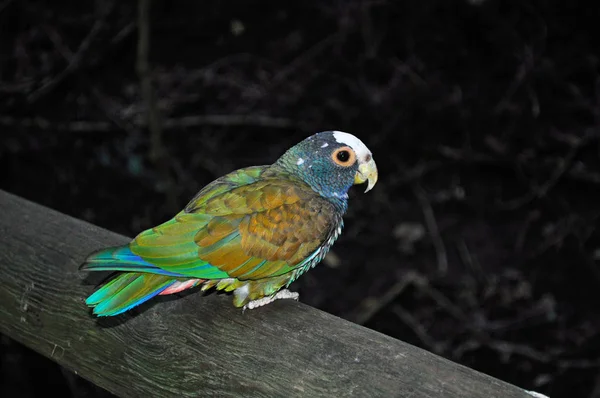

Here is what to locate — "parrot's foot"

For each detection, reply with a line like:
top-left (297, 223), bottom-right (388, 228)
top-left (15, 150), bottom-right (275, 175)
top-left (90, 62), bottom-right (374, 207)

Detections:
top-left (243, 289), bottom-right (299, 311)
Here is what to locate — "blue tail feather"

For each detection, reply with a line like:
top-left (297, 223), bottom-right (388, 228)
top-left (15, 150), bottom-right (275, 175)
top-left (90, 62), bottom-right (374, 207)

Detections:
top-left (81, 246), bottom-right (200, 316)
top-left (97, 286), bottom-right (168, 316)
top-left (80, 245), bottom-right (185, 277)
top-left (93, 280), bottom-right (173, 316)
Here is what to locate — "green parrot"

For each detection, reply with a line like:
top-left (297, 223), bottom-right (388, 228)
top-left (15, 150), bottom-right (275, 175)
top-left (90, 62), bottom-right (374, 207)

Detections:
top-left (80, 131), bottom-right (378, 316)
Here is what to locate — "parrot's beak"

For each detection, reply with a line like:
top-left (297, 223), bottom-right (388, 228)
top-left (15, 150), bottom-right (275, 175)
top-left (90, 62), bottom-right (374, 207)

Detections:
top-left (354, 158), bottom-right (378, 193)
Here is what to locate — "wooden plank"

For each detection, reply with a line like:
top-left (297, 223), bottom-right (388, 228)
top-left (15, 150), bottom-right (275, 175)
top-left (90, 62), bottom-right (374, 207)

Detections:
top-left (0, 189), bottom-right (541, 398)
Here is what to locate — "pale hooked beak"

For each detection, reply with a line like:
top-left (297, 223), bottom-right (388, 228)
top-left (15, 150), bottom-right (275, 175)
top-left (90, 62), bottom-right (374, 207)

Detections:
top-left (354, 158), bottom-right (378, 193)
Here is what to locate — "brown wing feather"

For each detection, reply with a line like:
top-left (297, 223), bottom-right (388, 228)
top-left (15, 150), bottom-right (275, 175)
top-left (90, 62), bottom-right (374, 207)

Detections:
top-left (192, 178), bottom-right (337, 280)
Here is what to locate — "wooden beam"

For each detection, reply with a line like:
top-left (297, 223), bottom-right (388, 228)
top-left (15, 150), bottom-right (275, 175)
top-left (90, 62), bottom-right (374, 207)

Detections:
top-left (0, 190), bottom-right (543, 398)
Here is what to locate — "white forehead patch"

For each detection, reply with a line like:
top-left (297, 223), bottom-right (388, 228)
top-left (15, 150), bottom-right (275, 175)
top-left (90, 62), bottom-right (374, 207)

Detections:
top-left (332, 131), bottom-right (371, 161)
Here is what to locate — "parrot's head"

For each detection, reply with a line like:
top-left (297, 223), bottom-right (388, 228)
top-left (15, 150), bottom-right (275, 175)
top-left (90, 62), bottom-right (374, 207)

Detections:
top-left (275, 131), bottom-right (378, 199)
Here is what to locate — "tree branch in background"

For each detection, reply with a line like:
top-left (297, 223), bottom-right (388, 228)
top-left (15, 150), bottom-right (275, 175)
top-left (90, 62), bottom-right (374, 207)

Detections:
top-left (0, 114), bottom-right (295, 132)
top-left (414, 184), bottom-right (448, 276)
top-left (136, 0), bottom-right (178, 213)
top-left (26, 3), bottom-right (112, 103)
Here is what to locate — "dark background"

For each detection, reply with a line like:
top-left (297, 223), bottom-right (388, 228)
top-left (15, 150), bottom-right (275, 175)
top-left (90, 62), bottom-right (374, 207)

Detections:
top-left (2, 0), bottom-right (600, 397)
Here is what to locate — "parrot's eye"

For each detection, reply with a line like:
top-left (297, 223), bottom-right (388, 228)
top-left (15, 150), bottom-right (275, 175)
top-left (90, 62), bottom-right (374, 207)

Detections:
top-left (332, 146), bottom-right (356, 167)
top-left (337, 151), bottom-right (350, 162)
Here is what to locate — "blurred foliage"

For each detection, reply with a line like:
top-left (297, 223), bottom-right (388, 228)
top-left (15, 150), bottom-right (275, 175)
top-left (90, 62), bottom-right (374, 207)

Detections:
top-left (2, 0), bottom-right (600, 397)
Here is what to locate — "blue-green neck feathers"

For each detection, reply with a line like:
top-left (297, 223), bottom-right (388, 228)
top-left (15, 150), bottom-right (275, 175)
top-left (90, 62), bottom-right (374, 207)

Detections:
top-left (273, 132), bottom-right (358, 204)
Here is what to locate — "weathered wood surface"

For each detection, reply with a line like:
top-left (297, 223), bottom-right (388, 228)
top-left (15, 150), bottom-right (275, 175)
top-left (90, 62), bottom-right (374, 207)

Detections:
top-left (0, 189), bottom-right (541, 398)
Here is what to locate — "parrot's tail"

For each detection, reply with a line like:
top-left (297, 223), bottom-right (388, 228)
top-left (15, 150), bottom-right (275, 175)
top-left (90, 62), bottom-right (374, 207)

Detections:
top-left (80, 245), bottom-right (202, 316)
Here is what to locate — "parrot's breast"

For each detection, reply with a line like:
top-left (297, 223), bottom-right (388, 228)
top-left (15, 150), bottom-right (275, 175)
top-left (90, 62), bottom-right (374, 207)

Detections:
top-left (287, 219), bottom-right (344, 286)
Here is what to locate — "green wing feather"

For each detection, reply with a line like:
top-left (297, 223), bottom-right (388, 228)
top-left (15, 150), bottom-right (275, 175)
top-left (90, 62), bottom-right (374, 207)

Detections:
top-left (127, 165), bottom-right (337, 280)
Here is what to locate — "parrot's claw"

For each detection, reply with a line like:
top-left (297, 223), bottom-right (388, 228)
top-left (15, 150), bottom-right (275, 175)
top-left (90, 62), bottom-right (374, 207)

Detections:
top-left (243, 289), bottom-right (299, 311)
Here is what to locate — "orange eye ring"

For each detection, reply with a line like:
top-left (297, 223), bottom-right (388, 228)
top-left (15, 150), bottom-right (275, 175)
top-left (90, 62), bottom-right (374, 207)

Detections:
top-left (331, 146), bottom-right (356, 167)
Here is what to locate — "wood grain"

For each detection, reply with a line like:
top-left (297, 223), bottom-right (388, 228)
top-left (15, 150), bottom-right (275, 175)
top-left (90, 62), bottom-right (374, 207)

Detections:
top-left (0, 189), bottom-right (538, 398)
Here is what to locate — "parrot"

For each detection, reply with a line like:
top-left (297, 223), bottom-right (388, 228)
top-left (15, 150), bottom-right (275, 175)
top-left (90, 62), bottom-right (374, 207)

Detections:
top-left (79, 130), bottom-right (378, 316)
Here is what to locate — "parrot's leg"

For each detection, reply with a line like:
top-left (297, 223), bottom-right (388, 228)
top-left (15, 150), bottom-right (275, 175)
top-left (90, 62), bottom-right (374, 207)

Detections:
top-left (243, 289), bottom-right (299, 311)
